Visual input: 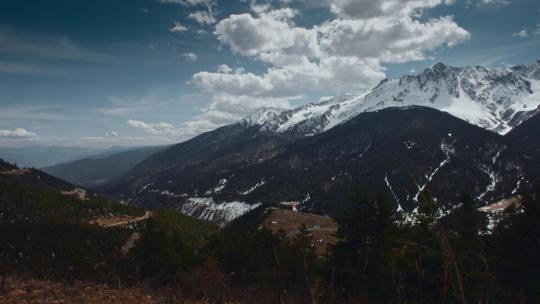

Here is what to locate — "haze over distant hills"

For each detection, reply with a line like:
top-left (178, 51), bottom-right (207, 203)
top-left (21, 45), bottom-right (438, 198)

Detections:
top-left (0, 146), bottom-right (133, 168)
top-left (43, 146), bottom-right (166, 187)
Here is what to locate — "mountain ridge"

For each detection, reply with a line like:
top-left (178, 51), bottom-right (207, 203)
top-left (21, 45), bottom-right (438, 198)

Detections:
top-left (43, 146), bottom-right (166, 187)
top-left (100, 107), bottom-right (534, 224)
top-left (241, 60), bottom-right (540, 136)
top-left (77, 61), bottom-right (540, 224)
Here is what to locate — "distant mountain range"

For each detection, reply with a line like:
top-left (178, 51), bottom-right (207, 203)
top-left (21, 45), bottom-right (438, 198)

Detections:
top-left (90, 61), bottom-right (540, 224)
top-left (42, 146), bottom-right (166, 187)
top-left (0, 146), bottom-right (134, 168)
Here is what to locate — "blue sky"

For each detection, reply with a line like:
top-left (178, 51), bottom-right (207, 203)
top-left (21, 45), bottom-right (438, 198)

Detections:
top-left (0, 0), bottom-right (539, 147)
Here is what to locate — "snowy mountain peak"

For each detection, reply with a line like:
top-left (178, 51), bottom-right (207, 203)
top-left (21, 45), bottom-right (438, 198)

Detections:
top-left (511, 60), bottom-right (540, 80)
top-left (431, 62), bottom-right (454, 73)
top-left (241, 61), bottom-right (540, 136)
top-left (240, 107), bottom-right (285, 127)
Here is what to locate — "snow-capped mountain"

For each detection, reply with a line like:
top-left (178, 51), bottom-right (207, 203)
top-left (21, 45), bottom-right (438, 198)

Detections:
top-left (96, 61), bottom-right (540, 225)
top-left (242, 61), bottom-right (540, 135)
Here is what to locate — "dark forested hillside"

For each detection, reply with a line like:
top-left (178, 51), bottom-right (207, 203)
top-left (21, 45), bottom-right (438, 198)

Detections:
top-left (0, 159), bottom-right (145, 283)
top-left (100, 107), bottom-right (530, 221)
top-left (2, 157), bottom-right (540, 303)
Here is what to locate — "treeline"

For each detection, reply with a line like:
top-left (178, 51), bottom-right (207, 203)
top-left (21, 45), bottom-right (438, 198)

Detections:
top-left (0, 176), bottom-right (143, 225)
top-left (123, 187), bottom-right (540, 303)
top-left (105, 186), bottom-right (536, 303)
top-left (2, 174), bottom-right (540, 303)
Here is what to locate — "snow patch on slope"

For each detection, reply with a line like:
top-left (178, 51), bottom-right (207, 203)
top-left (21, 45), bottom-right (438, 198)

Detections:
top-left (477, 149), bottom-right (503, 200)
top-left (239, 179), bottom-right (266, 195)
top-left (385, 173), bottom-right (403, 212)
top-left (181, 197), bottom-right (261, 225)
top-left (205, 178), bottom-right (228, 195)
top-left (413, 138), bottom-right (455, 202)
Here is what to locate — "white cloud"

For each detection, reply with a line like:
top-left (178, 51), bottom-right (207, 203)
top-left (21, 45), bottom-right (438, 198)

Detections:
top-left (217, 64), bottom-right (233, 73)
top-left (0, 128), bottom-right (38, 139)
top-left (512, 30), bottom-right (529, 38)
top-left (180, 0), bottom-right (470, 138)
top-left (127, 118), bottom-right (217, 140)
top-left (324, 0), bottom-right (456, 19)
top-left (105, 131), bottom-right (118, 137)
top-left (188, 10), bottom-right (216, 25)
top-left (170, 22), bottom-right (188, 32)
top-left (475, 0), bottom-right (509, 5)
top-left (180, 118), bottom-right (222, 136)
top-left (214, 8), bottom-right (318, 61)
top-left (317, 15), bottom-right (469, 63)
top-left (181, 52), bottom-right (199, 61)
top-left (127, 120), bottom-right (181, 136)
top-left (192, 58), bottom-right (385, 98)
top-left (158, 0), bottom-right (213, 6)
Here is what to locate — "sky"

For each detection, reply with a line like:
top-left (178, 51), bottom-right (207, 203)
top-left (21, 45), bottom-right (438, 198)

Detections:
top-left (0, 0), bottom-right (539, 147)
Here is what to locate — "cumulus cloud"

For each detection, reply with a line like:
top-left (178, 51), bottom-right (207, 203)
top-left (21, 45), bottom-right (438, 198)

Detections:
top-left (0, 128), bottom-right (38, 139)
top-left (216, 64), bottom-right (233, 73)
top-left (313, 0), bottom-right (456, 19)
top-left (188, 10), bottom-right (216, 25)
top-left (474, 0), bottom-right (509, 5)
top-left (159, 0), bottom-right (213, 6)
top-left (512, 30), bottom-right (529, 38)
top-left (170, 22), bottom-right (188, 32)
top-left (181, 52), bottom-right (199, 61)
top-left (160, 0), bottom-right (216, 27)
top-left (214, 8), bottom-right (317, 61)
top-left (127, 118), bottom-right (219, 140)
top-left (127, 120), bottom-right (181, 136)
top-left (185, 1), bottom-right (469, 129)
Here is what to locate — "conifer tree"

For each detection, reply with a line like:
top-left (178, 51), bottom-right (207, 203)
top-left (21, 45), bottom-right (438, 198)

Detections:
top-left (331, 195), bottom-right (397, 300)
top-left (491, 185), bottom-right (540, 301)
top-left (452, 192), bottom-right (490, 303)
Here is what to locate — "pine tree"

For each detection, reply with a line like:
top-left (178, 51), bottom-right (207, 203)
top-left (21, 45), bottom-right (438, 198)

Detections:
top-left (452, 192), bottom-right (490, 303)
top-left (331, 195), bottom-right (397, 300)
top-left (491, 185), bottom-right (540, 301)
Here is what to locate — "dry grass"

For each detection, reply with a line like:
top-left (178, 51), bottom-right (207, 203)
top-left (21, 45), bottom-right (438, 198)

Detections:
top-left (0, 275), bottom-right (168, 304)
top-left (263, 207), bottom-right (338, 257)
top-left (0, 169), bottom-right (31, 176)
top-left (479, 195), bottom-right (522, 213)
top-left (88, 211), bottom-right (153, 228)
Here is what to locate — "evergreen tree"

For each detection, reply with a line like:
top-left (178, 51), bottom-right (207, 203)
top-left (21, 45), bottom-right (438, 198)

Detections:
top-left (395, 183), bottom-right (451, 303)
top-left (490, 185), bottom-right (540, 302)
top-left (331, 195), bottom-right (397, 301)
top-left (451, 192), bottom-right (491, 302)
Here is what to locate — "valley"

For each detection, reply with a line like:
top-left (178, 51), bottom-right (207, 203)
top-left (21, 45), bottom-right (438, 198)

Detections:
top-left (2, 61), bottom-right (540, 304)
